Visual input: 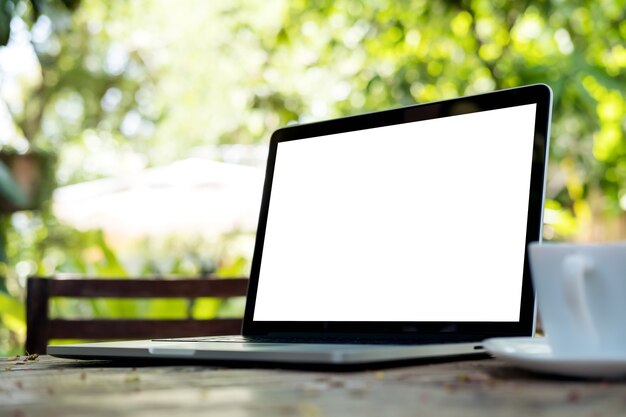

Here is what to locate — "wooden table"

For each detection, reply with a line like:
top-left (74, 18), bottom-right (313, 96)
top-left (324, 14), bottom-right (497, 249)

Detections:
top-left (1, 355), bottom-right (625, 416)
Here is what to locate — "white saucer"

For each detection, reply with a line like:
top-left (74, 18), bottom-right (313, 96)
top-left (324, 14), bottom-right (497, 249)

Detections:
top-left (483, 337), bottom-right (626, 379)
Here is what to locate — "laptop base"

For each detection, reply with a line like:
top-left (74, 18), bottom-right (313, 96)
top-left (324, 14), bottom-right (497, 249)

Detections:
top-left (48, 339), bottom-right (487, 370)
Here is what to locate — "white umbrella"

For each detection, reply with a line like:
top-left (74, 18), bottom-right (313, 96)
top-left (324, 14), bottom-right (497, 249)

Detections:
top-left (52, 158), bottom-right (264, 241)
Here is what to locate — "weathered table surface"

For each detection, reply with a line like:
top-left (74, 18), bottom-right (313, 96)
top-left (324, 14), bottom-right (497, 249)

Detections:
top-left (1, 355), bottom-right (625, 417)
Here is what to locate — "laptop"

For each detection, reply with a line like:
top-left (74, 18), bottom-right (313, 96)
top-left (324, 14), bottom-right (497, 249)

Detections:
top-left (48, 84), bottom-right (552, 368)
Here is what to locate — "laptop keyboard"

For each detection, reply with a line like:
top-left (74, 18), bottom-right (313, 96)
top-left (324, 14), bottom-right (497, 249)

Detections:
top-left (152, 335), bottom-right (450, 345)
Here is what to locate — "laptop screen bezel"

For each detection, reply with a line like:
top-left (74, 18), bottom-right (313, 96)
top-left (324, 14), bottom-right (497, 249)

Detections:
top-left (242, 84), bottom-right (552, 340)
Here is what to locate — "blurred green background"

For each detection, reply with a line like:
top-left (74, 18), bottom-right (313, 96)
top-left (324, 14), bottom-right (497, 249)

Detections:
top-left (0, 0), bottom-right (624, 355)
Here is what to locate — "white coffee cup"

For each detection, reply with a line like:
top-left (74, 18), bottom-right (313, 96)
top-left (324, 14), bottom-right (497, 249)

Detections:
top-left (529, 242), bottom-right (626, 358)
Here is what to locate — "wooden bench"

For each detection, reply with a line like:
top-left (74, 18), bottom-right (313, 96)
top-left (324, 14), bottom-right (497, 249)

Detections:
top-left (26, 276), bottom-right (249, 354)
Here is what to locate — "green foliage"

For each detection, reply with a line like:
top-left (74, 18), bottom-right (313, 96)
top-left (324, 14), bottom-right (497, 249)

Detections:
top-left (0, 292), bottom-right (24, 355)
top-left (0, 0), bottom-right (79, 46)
top-left (0, 291), bottom-right (24, 333)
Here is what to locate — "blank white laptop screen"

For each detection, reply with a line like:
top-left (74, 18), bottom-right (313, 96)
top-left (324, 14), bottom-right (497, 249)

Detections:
top-left (254, 103), bottom-right (537, 322)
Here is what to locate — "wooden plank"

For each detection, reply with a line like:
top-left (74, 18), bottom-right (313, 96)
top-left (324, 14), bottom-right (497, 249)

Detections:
top-left (44, 278), bottom-right (249, 298)
top-left (3, 356), bottom-right (626, 417)
top-left (48, 318), bottom-right (243, 339)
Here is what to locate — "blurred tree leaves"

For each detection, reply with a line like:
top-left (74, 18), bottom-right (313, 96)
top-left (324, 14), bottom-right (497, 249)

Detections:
top-left (1, 0), bottom-right (156, 189)
top-left (0, 1), bottom-right (14, 45)
top-left (2, 0), bottom-right (624, 240)
top-left (0, 0), bottom-right (79, 46)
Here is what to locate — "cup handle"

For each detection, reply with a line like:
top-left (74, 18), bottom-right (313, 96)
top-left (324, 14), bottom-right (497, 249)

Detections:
top-left (561, 254), bottom-right (598, 343)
